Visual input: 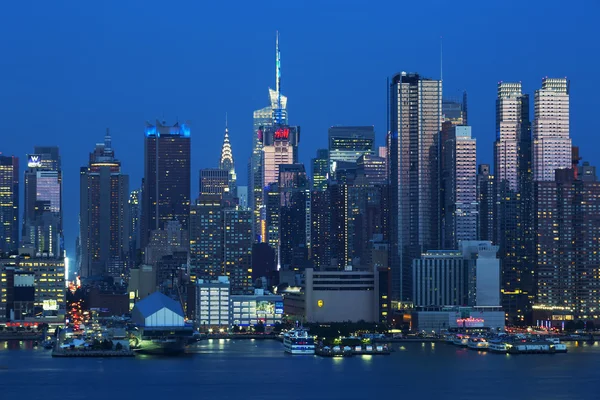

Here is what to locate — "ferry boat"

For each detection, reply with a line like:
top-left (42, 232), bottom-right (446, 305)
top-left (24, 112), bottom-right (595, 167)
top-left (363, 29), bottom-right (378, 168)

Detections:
top-left (552, 342), bottom-right (568, 353)
top-left (452, 334), bottom-right (469, 347)
top-left (283, 328), bottom-right (315, 355)
top-left (467, 337), bottom-right (489, 350)
top-left (488, 339), bottom-right (508, 353)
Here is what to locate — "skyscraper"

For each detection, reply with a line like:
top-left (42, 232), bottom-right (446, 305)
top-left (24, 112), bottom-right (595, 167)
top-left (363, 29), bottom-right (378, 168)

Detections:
top-left (22, 150), bottom-right (62, 257)
top-left (220, 119), bottom-right (237, 197)
top-left (199, 168), bottom-right (229, 197)
top-left (0, 155), bottom-right (19, 254)
top-left (141, 120), bottom-right (191, 248)
top-left (310, 190), bottom-right (331, 270)
top-left (534, 160), bottom-right (600, 320)
top-left (356, 154), bottom-right (387, 185)
top-left (533, 78), bottom-right (571, 182)
top-left (189, 195), bottom-right (223, 281)
top-left (223, 208), bottom-right (252, 295)
top-left (311, 149), bottom-right (329, 191)
top-left (129, 188), bottom-right (141, 264)
top-left (442, 126), bottom-right (477, 249)
top-left (262, 125), bottom-right (299, 187)
top-left (250, 32), bottom-right (289, 241)
top-left (278, 164), bottom-right (310, 271)
top-left (79, 131), bottom-right (130, 278)
top-left (476, 164), bottom-right (494, 241)
top-left (389, 72), bottom-right (442, 301)
top-left (328, 126), bottom-right (375, 174)
top-left (494, 82), bottom-right (534, 324)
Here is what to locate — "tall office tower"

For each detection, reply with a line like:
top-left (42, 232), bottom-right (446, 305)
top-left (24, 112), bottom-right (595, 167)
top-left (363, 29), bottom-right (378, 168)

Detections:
top-left (189, 195), bottom-right (223, 281)
top-left (389, 72), bottom-right (442, 301)
top-left (493, 82), bottom-right (534, 323)
top-left (533, 78), bottom-right (571, 182)
top-left (311, 149), bottom-right (329, 191)
top-left (328, 126), bottom-right (375, 174)
top-left (356, 154), bottom-right (387, 185)
top-left (262, 125), bottom-right (300, 187)
top-left (22, 150), bottom-right (62, 256)
top-left (310, 190), bottom-right (331, 270)
top-left (442, 91), bottom-right (468, 125)
top-left (128, 188), bottom-right (141, 265)
top-left (220, 120), bottom-right (237, 197)
top-left (328, 182), bottom-right (350, 270)
top-left (378, 146), bottom-right (387, 159)
top-left (534, 160), bottom-right (600, 320)
top-left (199, 168), bottom-right (229, 197)
top-left (79, 131), bottom-right (130, 278)
top-left (250, 32), bottom-right (289, 240)
top-left (442, 126), bottom-right (477, 249)
top-left (223, 208), bottom-right (252, 295)
top-left (348, 179), bottom-right (390, 269)
top-left (0, 156), bottom-right (19, 254)
top-left (477, 164), bottom-right (495, 241)
top-left (141, 120), bottom-right (191, 249)
top-left (278, 164), bottom-right (310, 271)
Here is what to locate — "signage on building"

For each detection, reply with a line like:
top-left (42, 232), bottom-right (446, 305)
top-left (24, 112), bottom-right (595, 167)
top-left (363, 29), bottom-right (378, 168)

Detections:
top-left (275, 301), bottom-right (284, 315)
top-left (27, 154), bottom-right (43, 168)
top-left (43, 299), bottom-right (59, 311)
top-left (456, 317), bottom-right (484, 328)
top-left (274, 127), bottom-right (290, 140)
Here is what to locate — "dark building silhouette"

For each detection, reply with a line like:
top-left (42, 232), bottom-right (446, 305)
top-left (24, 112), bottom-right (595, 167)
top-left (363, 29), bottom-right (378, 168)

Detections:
top-left (141, 120), bottom-right (191, 248)
top-left (278, 164), bottom-right (309, 271)
top-left (0, 155), bottom-right (19, 254)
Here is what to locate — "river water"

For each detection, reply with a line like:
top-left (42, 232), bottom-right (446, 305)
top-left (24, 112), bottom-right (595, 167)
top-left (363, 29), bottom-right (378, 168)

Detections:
top-left (0, 339), bottom-right (598, 399)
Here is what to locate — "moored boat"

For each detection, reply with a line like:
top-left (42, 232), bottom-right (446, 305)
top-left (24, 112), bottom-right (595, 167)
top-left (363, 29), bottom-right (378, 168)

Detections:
top-left (452, 334), bottom-right (469, 347)
top-left (467, 337), bottom-right (488, 350)
top-left (283, 328), bottom-right (315, 355)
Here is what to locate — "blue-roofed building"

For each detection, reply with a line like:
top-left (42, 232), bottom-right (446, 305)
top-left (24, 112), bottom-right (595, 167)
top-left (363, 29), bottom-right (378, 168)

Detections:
top-left (131, 291), bottom-right (184, 328)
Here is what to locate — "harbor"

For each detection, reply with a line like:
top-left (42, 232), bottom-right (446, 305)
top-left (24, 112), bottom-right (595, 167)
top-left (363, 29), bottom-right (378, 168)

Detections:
top-left (445, 332), bottom-right (570, 354)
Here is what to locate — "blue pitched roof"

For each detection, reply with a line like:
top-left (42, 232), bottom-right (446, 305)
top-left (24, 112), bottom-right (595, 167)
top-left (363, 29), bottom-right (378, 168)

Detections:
top-left (133, 292), bottom-right (183, 318)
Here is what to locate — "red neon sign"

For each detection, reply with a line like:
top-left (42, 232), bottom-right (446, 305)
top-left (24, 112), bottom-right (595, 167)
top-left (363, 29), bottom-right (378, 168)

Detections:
top-left (274, 128), bottom-right (290, 140)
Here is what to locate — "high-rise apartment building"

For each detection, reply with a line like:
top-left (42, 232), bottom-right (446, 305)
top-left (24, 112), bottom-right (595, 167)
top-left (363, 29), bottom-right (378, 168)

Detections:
top-left (310, 190), bottom-right (331, 270)
top-left (534, 161), bottom-right (600, 319)
top-left (79, 131), bottom-right (130, 278)
top-left (476, 164), bottom-right (494, 241)
top-left (278, 164), bottom-right (310, 271)
top-left (533, 78), bottom-right (571, 182)
top-left (328, 126), bottom-right (375, 174)
top-left (141, 120), bottom-right (191, 248)
top-left (389, 72), bottom-right (442, 301)
top-left (0, 155), bottom-right (19, 254)
top-left (442, 126), bottom-right (477, 249)
top-left (220, 121), bottom-right (237, 197)
top-left (223, 208), bottom-right (253, 295)
top-left (311, 149), bottom-right (329, 191)
top-left (128, 188), bottom-right (141, 264)
top-left (189, 195), bottom-right (224, 281)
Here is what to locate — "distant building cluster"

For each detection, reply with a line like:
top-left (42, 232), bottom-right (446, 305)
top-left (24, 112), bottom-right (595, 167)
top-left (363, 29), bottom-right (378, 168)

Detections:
top-left (0, 33), bottom-right (596, 332)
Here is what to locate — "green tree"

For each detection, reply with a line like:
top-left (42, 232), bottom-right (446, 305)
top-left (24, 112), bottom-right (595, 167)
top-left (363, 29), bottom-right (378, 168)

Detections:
top-left (115, 342), bottom-right (123, 351)
top-left (586, 321), bottom-right (595, 331)
top-left (565, 321), bottom-right (576, 332)
top-left (575, 320), bottom-right (586, 331)
top-left (92, 339), bottom-right (102, 350)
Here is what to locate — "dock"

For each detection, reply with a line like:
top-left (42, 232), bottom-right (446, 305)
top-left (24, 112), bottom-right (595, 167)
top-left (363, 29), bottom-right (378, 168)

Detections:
top-left (52, 349), bottom-right (135, 358)
top-left (316, 346), bottom-right (391, 357)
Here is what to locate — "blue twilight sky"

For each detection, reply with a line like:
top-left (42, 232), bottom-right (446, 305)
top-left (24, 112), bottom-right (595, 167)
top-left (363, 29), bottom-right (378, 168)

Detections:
top-left (0, 0), bottom-right (598, 258)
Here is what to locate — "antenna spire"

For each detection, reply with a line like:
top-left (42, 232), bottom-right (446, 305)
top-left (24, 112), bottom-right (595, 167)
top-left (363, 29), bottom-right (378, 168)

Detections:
top-left (275, 31), bottom-right (282, 124)
top-left (440, 36), bottom-right (443, 82)
top-left (225, 112), bottom-right (228, 132)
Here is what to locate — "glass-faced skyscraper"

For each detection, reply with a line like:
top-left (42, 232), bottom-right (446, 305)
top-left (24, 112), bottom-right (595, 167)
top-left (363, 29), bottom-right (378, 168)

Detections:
top-left (311, 149), bottom-right (329, 191)
top-left (141, 120), bottom-right (191, 248)
top-left (0, 155), bottom-right (19, 254)
top-left (328, 126), bottom-right (375, 174)
top-left (23, 147), bottom-right (62, 257)
top-left (389, 72), bottom-right (442, 302)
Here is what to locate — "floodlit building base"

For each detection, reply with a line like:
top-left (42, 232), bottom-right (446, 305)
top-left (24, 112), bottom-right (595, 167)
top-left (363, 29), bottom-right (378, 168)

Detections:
top-left (411, 306), bottom-right (505, 333)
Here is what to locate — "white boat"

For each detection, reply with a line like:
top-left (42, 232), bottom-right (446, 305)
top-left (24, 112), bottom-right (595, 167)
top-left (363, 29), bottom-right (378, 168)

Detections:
top-left (552, 343), bottom-right (568, 353)
top-left (545, 337), bottom-right (560, 344)
top-left (488, 340), bottom-right (508, 353)
top-left (452, 334), bottom-right (469, 347)
top-left (467, 337), bottom-right (489, 350)
top-left (283, 328), bottom-right (315, 355)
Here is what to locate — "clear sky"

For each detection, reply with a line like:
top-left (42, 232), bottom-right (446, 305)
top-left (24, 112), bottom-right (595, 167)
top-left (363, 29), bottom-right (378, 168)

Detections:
top-left (0, 0), bottom-right (598, 257)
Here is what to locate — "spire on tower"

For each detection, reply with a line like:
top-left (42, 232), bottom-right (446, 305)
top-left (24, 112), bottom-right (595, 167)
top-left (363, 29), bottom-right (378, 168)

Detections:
top-left (275, 31), bottom-right (282, 124)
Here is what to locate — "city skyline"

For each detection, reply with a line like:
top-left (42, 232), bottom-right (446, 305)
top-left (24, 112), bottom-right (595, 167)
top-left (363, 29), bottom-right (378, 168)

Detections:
top-left (0, 1), bottom-right (597, 260)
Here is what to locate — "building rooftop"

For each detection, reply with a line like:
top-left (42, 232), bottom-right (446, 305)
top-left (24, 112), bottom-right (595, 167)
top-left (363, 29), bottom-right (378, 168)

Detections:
top-left (133, 291), bottom-right (183, 318)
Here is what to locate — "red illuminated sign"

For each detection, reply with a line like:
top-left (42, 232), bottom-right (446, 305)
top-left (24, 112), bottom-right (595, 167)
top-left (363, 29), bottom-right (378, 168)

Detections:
top-left (274, 128), bottom-right (290, 140)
